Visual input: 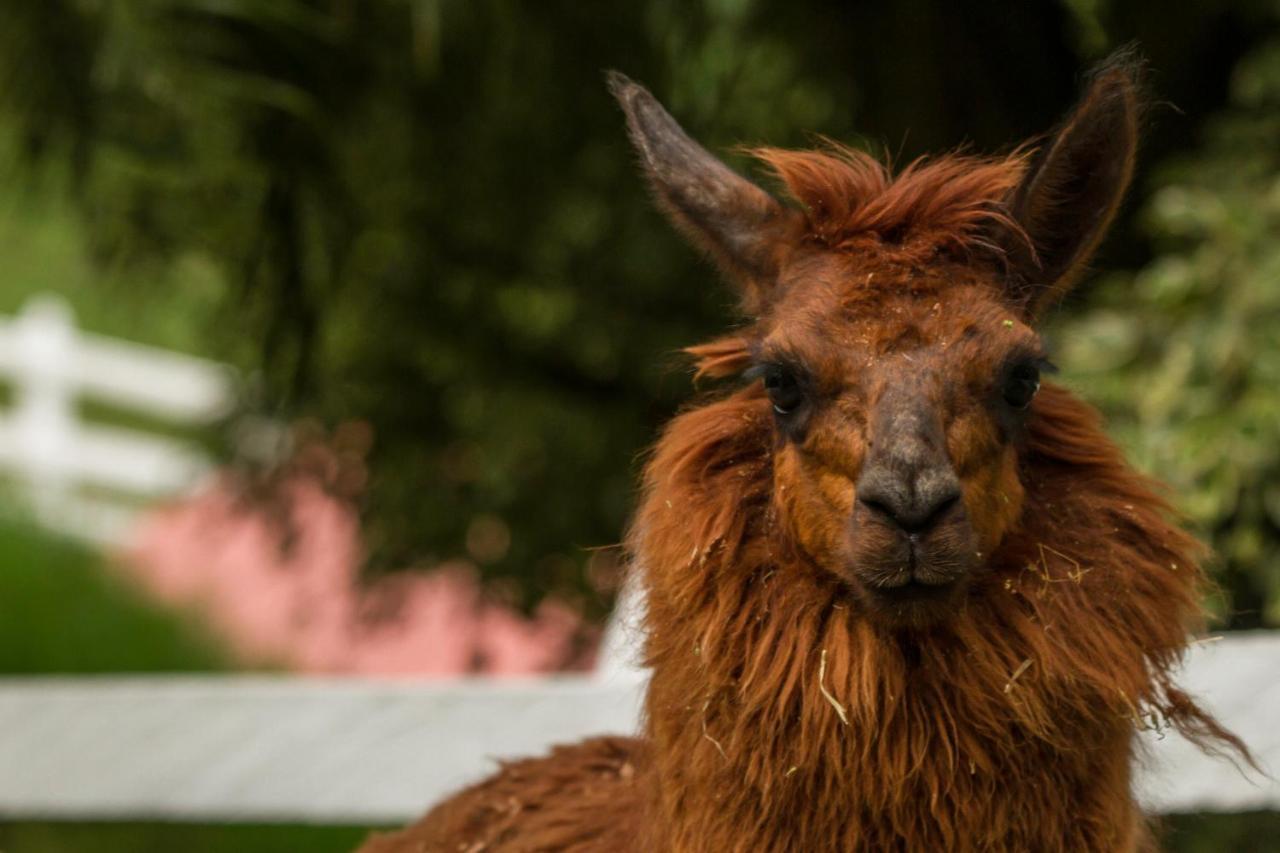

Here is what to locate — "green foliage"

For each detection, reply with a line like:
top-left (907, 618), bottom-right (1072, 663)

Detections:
top-left (1055, 37), bottom-right (1280, 627)
top-left (0, 129), bottom-right (225, 354)
top-left (1, 0), bottom-right (858, 597)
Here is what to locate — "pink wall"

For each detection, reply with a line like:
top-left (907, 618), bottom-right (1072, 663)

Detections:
top-left (122, 478), bottom-right (597, 676)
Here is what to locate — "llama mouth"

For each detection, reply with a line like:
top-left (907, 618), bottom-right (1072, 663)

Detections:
top-left (858, 544), bottom-right (967, 594)
top-left (859, 574), bottom-right (965, 626)
top-left (859, 551), bottom-right (965, 608)
top-left (867, 577), bottom-right (959, 603)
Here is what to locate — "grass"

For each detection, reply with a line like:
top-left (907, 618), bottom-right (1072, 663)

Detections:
top-left (1162, 811), bottom-right (1280, 852)
top-left (0, 811), bottom-right (1275, 852)
top-left (0, 821), bottom-right (379, 853)
top-left (0, 519), bottom-right (228, 674)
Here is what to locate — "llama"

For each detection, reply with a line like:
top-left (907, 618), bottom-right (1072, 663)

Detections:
top-left (360, 53), bottom-right (1247, 852)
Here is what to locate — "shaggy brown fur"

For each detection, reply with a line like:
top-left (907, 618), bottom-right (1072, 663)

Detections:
top-left (359, 738), bottom-right (644, 852)
top-left (629, 381), bottom-right (1236, 852)
top-left (360, 54), bottom-right (1246, 853)
top-left (752, 145), bottom-right (1030, 258)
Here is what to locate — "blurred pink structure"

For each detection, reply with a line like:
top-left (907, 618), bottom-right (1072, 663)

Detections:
top-left (122, 478), bottom-right (596, 675)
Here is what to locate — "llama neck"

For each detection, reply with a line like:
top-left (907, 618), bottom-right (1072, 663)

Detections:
top-left (637, 585), bottom-right (1149, 852)
top-left (628, 384), bottom-right (1212, 852)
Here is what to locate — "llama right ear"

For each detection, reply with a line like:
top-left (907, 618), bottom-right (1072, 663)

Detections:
top-left (607, 72), bottom-right (791, 311)
top-left (999, 52), bottom-right (1144, 319)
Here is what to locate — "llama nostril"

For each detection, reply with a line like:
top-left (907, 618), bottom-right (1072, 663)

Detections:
top-left (859, 495), bottom-right (897, 522)
top-left (857, 480), bottom-right (960, 534)
top-left (915, 490), bottom-right (960, 532)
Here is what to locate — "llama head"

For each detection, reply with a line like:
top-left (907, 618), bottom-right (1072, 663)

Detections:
top-left (610, 57), bottom-right (1143, 627)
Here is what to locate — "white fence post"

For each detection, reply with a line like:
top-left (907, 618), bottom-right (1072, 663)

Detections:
top-left (6, 295), bottom-right (78, 529)
top-left (598, 577), bottom-right (649, 683)
top-left (0, 293), bottom-right (240, 544)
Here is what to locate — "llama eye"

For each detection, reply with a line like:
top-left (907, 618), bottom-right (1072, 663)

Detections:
top-left (1003, 363), bottom-right (1041, 409)
top-left (763, 365), bottom-right (805, 415)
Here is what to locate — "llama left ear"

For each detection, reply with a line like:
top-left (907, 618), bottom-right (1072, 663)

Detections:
top-left (1001, 52), bottom-right (1144, 319)
top-left (607, 71), bottom-right (792, 312)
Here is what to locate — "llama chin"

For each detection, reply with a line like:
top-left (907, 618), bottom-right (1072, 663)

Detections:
top-left (360, 49), bottom-right (1250, 853)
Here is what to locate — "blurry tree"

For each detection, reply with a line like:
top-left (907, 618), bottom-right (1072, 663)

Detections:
top-left (1055, 32), bottom-right (1280, 628)
top-left (0, 0), bottom-right (1275, 620)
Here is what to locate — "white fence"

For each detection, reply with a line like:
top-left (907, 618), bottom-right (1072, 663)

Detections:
top-left (0, 631), bottom-right (1276, 824)
top-left (0, 294), bottom-right (235, 543)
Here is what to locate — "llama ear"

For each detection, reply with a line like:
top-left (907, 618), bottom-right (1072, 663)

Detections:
top-left (607, 71), bottom-right (791, 311)
top-left (1001, 52), bottom-right (1144, 319)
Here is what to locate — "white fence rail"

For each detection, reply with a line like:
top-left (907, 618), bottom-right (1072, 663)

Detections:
top-left (0, 294), bottom-right (236, 543)
top-left (0, 632), bottom-right (1276, 824)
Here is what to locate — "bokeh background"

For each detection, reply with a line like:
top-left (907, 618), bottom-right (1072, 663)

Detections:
top-left (0, 0), bottom-right (1278, 850)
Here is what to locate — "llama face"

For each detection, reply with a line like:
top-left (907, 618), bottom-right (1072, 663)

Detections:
top-left (754, 249), bottom-right (1045, 624)
top-left (611, 60), bottom-right (1141, 626)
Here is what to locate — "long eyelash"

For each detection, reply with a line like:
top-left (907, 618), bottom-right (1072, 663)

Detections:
top-left (743, 356), bottom-right (806, 383)
top-left (1036, 357), bottom-right (1059, 375)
